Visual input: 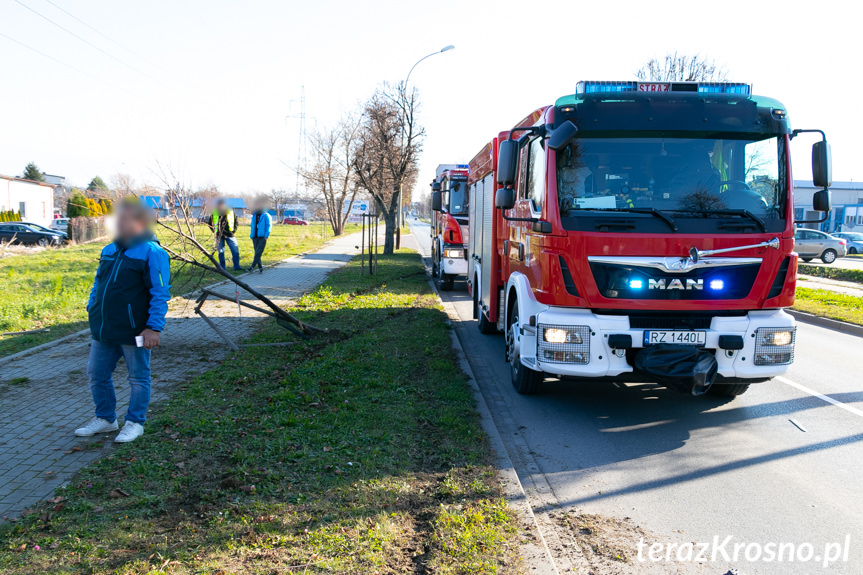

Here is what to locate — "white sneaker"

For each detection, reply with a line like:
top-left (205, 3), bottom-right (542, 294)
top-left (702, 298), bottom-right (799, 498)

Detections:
top-left (74, 417), bottom-right (118, 437)
top-left (114, 421), bottom-right (144, 443)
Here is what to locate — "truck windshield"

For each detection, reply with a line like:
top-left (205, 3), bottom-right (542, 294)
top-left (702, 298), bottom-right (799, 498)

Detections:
top-left (447, 179), bottom-right (469, 216)
top-left (556, 134), bottom-right (786, 230)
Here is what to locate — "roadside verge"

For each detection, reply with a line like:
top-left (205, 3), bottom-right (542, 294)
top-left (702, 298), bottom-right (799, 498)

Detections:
top-left (0, 250), bottom-right (521, 575)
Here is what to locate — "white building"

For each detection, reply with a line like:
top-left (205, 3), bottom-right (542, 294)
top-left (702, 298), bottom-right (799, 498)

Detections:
top-left (0, 174), bottom-right (55, 226)
top-left (793, 180), bottom-right (863, 233)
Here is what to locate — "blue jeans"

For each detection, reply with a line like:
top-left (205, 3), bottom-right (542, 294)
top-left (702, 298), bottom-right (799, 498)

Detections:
top-left (87, 339), bottom-right (151, 424)
top-left (217, 236), bottom-right (241, 270)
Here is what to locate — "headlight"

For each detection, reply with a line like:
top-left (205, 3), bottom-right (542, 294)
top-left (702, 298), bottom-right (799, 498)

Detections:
top-left (538, 324), bottom-right (590, 364)
top-left (443, 249), bottom-right (462, 258)
top-left (543, 328), bottom-right (583, 344)
top-left (760, 330), bottom-right (793, 346)
top-left (754, 327), bottom-right (796, 366)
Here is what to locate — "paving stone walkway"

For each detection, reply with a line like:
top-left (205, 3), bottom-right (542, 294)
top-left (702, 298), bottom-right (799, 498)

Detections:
top-left (0, 233), bottom-right (361, 523)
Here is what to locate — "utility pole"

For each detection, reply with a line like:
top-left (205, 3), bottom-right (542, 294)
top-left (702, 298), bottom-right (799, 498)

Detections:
top-left (288, 86), bottom-right (308, 196)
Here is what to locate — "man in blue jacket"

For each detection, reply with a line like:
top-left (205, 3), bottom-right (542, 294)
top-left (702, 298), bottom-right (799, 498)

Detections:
top-left (249, 198), bottom-right (272, 273)
top-left (74, 198), bottom-right (171, 443)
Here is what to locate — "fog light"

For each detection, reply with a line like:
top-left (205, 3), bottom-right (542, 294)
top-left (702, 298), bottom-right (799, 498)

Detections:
top-left (544, 328), bottom-right (583, 344)
top-left (543, 350), bottom-right (587, 363)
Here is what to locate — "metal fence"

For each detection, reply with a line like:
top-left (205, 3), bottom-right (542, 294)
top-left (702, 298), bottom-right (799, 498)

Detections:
top-left (68, 217), bottom-right (107, 244)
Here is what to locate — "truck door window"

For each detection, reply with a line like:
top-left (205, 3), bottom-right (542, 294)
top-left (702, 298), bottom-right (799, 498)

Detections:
top-left (517, 141), bottom-right (529, 200)
top-left (526, 137), bottom-right (545, 211)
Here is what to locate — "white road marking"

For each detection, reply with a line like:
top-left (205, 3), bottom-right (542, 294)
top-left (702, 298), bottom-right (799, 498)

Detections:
top-left (788, 418), bottom-right (808, 432)
top-left (777, 375), bottom-right (863, 419)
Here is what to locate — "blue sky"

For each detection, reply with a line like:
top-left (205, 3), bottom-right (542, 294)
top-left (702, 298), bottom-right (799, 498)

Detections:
top-left (1, 0), bottom-right (859, 198)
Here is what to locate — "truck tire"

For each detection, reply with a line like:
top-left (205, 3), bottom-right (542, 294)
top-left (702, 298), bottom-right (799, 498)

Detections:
top-left (507, 303), bottom-right (543, 394)
top-left (707, 383), bottom-right (750, 397)
top-left (821, 249), bottom-right (837, 264)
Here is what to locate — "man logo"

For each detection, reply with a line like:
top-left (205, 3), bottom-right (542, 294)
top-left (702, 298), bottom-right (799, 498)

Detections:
top-left (648, 278), bottom-right (704, 290)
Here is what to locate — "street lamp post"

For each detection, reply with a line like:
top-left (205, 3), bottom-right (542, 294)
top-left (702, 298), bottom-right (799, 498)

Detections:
top-left (398, 45), bottom-right (455, 229)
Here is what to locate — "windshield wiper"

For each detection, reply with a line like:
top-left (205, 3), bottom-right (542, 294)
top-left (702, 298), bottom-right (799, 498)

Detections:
top-left (566, 207), bottom-right (678, 231)
top-left (613, 208), bottom-right (678, 231)
top-left (672, 209), bottom-right (767, 233)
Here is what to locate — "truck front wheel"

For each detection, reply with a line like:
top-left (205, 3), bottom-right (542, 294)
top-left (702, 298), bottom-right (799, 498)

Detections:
top-left (506, 304), bottom-right (543, 394)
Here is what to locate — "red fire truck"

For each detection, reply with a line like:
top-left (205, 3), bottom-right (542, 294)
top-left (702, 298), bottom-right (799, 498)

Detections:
top-left (458, 81), bottom-right (832, 397)
top-left (430, 164), bottom-right (470, 290)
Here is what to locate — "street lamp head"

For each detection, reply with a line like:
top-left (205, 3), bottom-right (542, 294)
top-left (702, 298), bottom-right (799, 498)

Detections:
top-left (440, 45), bottom-right (455, 53)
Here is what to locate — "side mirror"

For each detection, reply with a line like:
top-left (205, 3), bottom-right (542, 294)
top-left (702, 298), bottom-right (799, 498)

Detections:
top-left (812, 141), bottom-right (832, 188)
top-left (431, 182), bottom-right (442, 192)
top-left (495, 187), bottom-right (516, 210)
top-left (812, 189), bottom-right (831, 212)
top-left (431, 191), bottom-right (442, 212)
top-left (547, 120), bottom-right (578, 150)
top-left (496, 140), bottom-right (518, 186)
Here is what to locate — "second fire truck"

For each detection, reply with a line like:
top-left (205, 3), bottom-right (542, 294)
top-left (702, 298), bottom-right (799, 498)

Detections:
top-left (430, 164), bottom-right (470, 290)
top-left (452, 81), bottom-right (832, 398)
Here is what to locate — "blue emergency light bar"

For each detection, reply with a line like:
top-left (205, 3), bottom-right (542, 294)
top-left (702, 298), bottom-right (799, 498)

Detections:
top-left (576, 81), bottom-right (751, 96)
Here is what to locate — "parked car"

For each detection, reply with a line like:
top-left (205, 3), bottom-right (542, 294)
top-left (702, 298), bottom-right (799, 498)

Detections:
top-left (282, 216), bottom-right (309, 225)
top-left (833, 232), bottom-right (863, 255)
top-left (50, 217), bottom-right (70, 233)
top-left (0, 222), bottom-right (66, 246)
top-left (793, 229), bottom-right (847, 263)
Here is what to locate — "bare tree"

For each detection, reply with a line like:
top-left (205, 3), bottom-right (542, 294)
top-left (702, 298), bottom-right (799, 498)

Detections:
top-left (301, 115), bottom-right (362, 236)
top-left (151, 171), bottom-right (325, 339)
top-left (111, 173), bottom-right (136, 196)
top-left (636, 52), bottom-right (728, 82)
top-left (266, 188), bottom-right (291, 222)
top-left (353, 82), bottom-right (424, 254)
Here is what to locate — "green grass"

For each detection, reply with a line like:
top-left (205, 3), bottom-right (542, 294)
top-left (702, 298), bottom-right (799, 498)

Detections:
top-left (0, 224), bottom-right (358, 358)
top-left (794, 287), bottom-right (863, 326)
top-left (0, 250), bottom-right (517, 575)
top-left (798, 264), bottom-right (863, 285)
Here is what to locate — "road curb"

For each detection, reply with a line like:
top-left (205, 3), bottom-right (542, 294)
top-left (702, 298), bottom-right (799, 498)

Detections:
top-left (789, 309), bottom-right (863, 338)
top-left (0, 328), bottom-right (90, 366)
top-left (411, 235), bottom-right (559, 573)
top-left (430, 280), bottom-right (560, 575)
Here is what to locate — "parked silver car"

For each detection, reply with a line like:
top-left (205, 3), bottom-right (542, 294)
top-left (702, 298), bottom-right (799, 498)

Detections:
top-left (49, 217), bottom-right (70, 233)
top-left (793, 228), bottom-right (847, 263)
top-left (833, 232), bottom-right (863, 255)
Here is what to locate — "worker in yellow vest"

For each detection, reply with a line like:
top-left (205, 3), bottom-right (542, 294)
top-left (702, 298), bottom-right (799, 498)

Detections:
top-left (209, 199), bottom-right (242, 271)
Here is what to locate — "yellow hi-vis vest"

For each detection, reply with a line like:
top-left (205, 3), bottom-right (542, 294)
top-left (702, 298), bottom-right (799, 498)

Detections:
top-left (212, 210), bottom-right (235, 233)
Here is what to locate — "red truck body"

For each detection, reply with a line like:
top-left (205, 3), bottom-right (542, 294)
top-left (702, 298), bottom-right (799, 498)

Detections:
top-left (465, 81), bottom-right (832, 396)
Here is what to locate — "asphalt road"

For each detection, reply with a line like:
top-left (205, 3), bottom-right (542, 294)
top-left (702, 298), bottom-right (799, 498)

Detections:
top-left (409, 219), bottom-right (863, 574)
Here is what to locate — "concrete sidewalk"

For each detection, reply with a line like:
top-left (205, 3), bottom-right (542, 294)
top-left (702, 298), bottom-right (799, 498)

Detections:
top-left (0, 233), bottom-right (360, 523)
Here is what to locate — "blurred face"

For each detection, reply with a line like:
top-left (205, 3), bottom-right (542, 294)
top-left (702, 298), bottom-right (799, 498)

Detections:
top-left (218, 203), bottom-right (228, 215)
top-left (116, 205), bottom-right (149, 241)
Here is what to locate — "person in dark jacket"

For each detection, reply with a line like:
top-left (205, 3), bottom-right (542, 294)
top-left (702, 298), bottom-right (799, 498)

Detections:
top-left (74, 198), bottom-right (171, 443)
top-left (209, 199), bottom-right (242, 270)
top-left (248, 199), bottom-right (272, 273)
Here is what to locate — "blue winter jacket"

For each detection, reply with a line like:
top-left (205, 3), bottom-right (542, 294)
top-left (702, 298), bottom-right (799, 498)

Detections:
top-left (249, 211), bottom-right (272, 239)
top-left (87, 233), bottom-right (171, 345)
